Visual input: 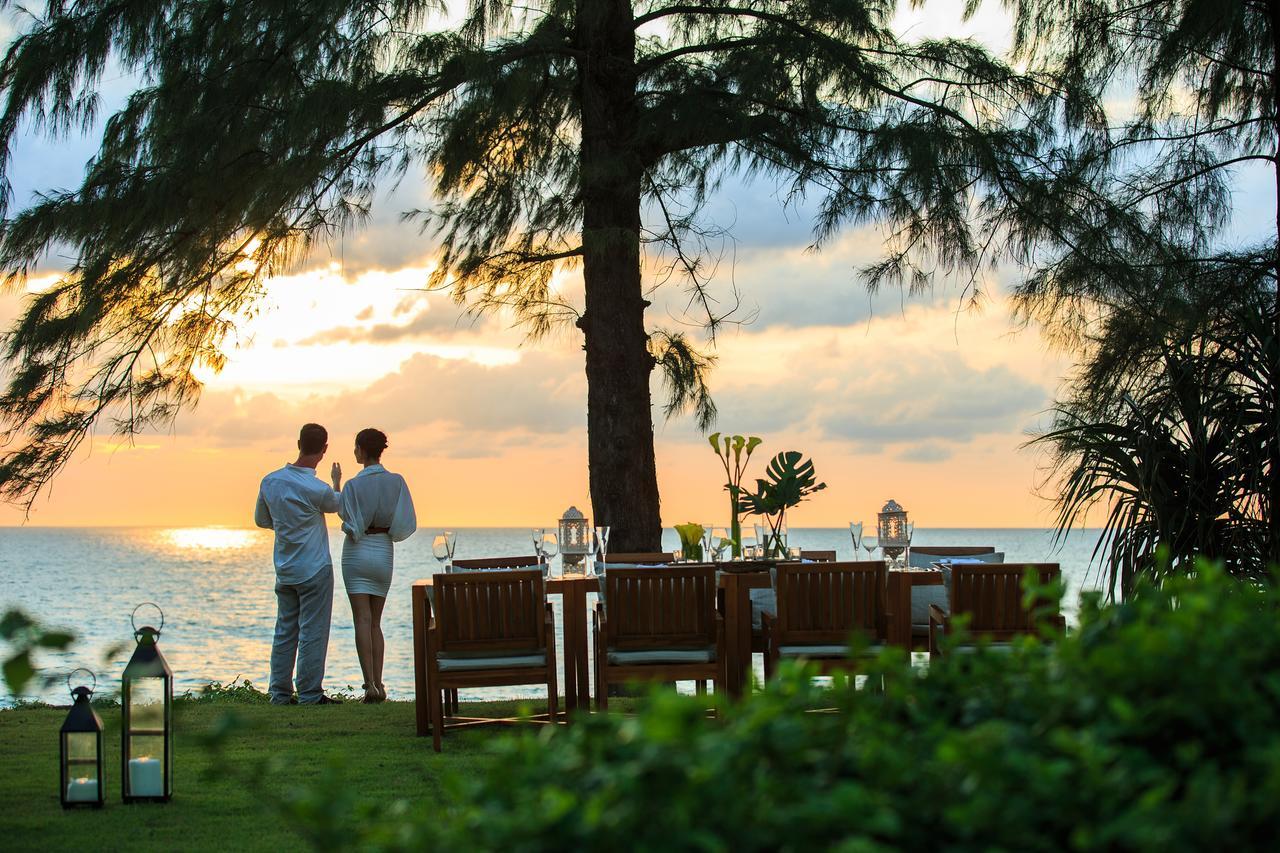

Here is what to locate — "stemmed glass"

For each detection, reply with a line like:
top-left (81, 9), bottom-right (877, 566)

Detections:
top-left (709, 526), bottom-right (731, 562)
top-left (754, 523), bottom-right (769, 558)
top-left (432, 531), bottom-right (456, 573)
top-left (740, 529), bottom-right (758, 560)
top-left (595, 525), bottom-right (610, 565)
top-left (849, 522), bottom-right (863, 558)
top-left (541, 531), bottom-right (560, 578)
top-left (861, 535), bottom-right (878, 562)
top-left (904, 521), bottom-right (916, 568)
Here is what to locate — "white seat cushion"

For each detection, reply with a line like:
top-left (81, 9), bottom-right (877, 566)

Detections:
top-left (778, 643), bottom-right (884, 658)
top-left (606, 647), bottom-right (716, 665)
top-left (436, 652), bottom-right (547, 671)
top-left (911, 585), bottom-right (949, 625)
top-left (750, 588), bottom-right (777, 631)
top-left (909, 551), bottom-right (1005, 568)
top-left (944, 643), bottom-right (1015, 655)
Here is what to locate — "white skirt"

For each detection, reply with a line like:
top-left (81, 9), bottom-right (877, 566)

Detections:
top-left (341, 533), bottom-right (394, 597)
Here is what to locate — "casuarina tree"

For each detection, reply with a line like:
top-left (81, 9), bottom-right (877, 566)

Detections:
top-left (999, 0), bottom-right (1280, 580)
top-left (0, 1), bottom-right (1060, 549)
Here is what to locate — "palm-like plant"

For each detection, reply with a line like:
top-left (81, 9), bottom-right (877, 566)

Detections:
top-left (737, 452), bottom-right (827, 558)
top-left (1034, 294), bottom-right (1273, 599)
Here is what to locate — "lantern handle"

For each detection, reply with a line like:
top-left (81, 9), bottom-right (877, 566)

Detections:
top-left (67, 667), bottom-right (96, 698)
top-left (131, 601), bottom-right (165, 636)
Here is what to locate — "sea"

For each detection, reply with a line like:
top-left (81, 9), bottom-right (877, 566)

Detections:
top-left (0, 526), bottom-right (1105, 706)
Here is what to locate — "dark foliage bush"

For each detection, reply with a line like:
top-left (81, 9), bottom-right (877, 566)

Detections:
top-left (290, 567), bottom-right (1280, 851)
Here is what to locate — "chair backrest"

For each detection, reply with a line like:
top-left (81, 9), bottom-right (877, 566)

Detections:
top-left (603, 565), bottom-right (717, 651)
top-left (604, 551), bottom-right (675, 565)
top-left (800, 550), bottom-right (837, 562)
top-left (451, 555), bottom-right (540, 571)
top-left (909, 546), bottom-right (998, 569)
top-left (774, 560), bottom-right (887, 645)
top-left (949, 563), bottom-right (1060, 639)
top-left (432, 570), bottom-right (546, 654)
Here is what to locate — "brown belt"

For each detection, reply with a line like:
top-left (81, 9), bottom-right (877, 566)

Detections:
top-left (366, 526), bottom-right (390, 535)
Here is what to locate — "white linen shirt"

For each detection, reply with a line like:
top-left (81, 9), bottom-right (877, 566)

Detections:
top-left (254, 463), bottom-right (341, 584)
top-left (338, 464), bottom-right (417, 544)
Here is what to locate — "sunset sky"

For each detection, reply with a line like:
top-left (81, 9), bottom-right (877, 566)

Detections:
top-left (0, 2), bottom-right (1267, 530)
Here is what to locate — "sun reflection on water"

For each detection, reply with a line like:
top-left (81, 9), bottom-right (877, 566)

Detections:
top-left (160, 527), bottom-right (262, 551)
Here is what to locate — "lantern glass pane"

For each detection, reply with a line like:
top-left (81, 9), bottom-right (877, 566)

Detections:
top-left (126, 734), bottom-right (166, 796)
top-left (64, 732), bottom-right (100, 802)
top-left (127, 676), bottom-right (166, 729)
top-left (66, 731), bottom-right (98, 763)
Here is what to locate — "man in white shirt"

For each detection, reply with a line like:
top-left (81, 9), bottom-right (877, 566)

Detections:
top-left (254, 423), bottom-right (343, 705)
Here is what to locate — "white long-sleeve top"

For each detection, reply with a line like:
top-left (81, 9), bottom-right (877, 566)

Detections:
top-left (254, 463), bottom-right (341, 584)
top-left (338, 463), bottom-right (417, 545)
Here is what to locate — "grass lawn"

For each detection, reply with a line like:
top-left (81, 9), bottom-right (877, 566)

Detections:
top-left (0, 693), bottom-right (561, 852)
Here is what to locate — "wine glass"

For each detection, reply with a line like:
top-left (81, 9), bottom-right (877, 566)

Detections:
top-left (904, 521), bottom-right (916, 568)
top-left (861, 535), bottom-right (878, 562)
top-left (849, 521), bottom-right (863, 556)
top-left (541, 531), bottom-right (560, 578)
top-left (754, 522), bottom-right (769, 558)
top-left (432, 533), bottom-right (453, 573)
top-left (595, 525), bottom-right (610, 567)
top-left (710, 526), bottom-right (731, 562)
top-left (739, 529), bottom-right (758, 560)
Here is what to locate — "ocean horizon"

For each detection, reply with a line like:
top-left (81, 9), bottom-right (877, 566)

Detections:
top-left (1, 525), bottom-right (1106, 706)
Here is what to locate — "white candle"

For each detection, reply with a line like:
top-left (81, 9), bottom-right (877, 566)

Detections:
top-left (128, 756), bottom-right (164, 797)
top-left (66, 777), bottom-right (99, 803)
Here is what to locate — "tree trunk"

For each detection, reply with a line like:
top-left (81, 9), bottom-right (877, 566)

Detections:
top-left (575, 0), bottom-right (662, 552)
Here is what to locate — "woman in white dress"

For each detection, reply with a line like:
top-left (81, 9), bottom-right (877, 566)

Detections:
top-left (333, 428), bottom-right (416, 703)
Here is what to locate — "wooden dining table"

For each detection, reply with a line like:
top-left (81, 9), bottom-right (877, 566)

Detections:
top-left (411, 560), bottom-right (925, 734)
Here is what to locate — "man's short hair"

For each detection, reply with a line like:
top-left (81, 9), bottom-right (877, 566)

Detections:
top-left (298, 423), bottom-right (328, 455)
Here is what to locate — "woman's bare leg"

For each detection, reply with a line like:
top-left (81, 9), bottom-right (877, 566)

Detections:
top-left (369, 594), bottom-right (388, 699)
top-left (348, 593), bottom-right (376, 700)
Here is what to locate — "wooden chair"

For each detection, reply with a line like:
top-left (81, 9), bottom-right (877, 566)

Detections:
top-left (908, 545), bottom-right (997, 567)
top-left (800, 550), bottom-right (837, 562)
top-left (594, 564), bottom-right (724, 709)
top-left (762, 560), bottom-right (888, 679)
top-left (895, 546), bottom-right (999, 650)
top-left (603, 552), bottom-right (675, 564)
top-left (451, 555), bottom-right (541, 570)
top-left (424, 570), bottom-right (558, 751)
top-left (928, 563), bottom-right (1065, 657)
top-left (440, 556), bottom-right (542, 713)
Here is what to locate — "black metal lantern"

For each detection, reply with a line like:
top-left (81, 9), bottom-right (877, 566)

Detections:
top-left (121, 603), bottom-right (173, 803)
top-left (60, 669), bottom-right (105, 809)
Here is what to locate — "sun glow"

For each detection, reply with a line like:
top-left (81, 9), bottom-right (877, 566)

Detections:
top-left (161, 527), bottom-right (262, 551)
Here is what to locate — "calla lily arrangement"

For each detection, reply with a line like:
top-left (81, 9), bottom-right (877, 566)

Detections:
top-left (674, 522), bottom-right (706, 561)
top-left (708, 433), bottom-right (762, 558)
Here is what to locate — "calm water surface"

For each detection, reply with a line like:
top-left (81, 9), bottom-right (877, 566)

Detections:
top-left (0, 526), bottom-right (1103, 705)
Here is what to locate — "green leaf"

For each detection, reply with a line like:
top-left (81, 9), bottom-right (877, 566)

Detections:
top-left (37, 631), bottom-right (76, 650)
top-left (0, 610), bottom-right (34, 639)
top-left (3, 652), bottom-right (35, 695)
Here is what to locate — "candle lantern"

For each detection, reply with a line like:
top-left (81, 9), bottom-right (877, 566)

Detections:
top-left (60, 669), bottom-right (105, 809)
top-left (877, 499), bottom-right (910, 562)
top-left (558, 506), bottom-right (590, 569)
top-left (121, 603), bottom-right (173, 803)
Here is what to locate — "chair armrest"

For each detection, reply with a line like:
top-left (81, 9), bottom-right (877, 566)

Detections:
top-left (426, 619), bottom-right (439, 655)
top-left (928, 604), bottom-right (948, 626)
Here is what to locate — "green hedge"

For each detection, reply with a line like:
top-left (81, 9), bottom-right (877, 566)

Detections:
top-left (308, 567), bottom-right (1280, 851)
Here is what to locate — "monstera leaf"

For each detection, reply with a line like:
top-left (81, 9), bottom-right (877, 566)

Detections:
top-left (738, 451), bottom-right (827, 517)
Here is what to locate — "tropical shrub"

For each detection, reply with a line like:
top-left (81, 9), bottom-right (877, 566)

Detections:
top-left (267, 564), bottom-right (1280, 851)
top-left (1035, 294), bottom-right (1274, 598)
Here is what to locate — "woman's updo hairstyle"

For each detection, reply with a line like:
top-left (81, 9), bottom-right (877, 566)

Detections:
top-left (355, 428), bottom-right (388, 462)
